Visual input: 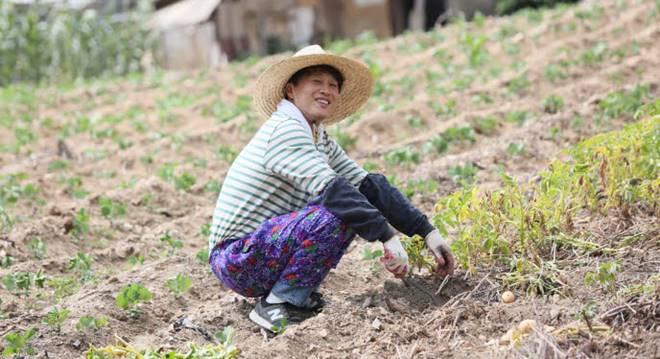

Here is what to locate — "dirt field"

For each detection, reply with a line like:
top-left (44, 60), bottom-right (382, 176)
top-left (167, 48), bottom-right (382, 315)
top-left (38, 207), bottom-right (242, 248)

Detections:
top-left (1, 0), bottom-right (658, 357)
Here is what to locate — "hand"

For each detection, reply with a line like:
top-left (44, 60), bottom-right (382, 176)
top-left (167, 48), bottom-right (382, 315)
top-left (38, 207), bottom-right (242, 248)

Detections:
top-left (425, 229), bottom-right (455, 277)
top-left (380, 236), bottom-right (409, 278)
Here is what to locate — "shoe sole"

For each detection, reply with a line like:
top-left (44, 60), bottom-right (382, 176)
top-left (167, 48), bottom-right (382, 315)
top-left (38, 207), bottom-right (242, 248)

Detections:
top-left (249, 309), bottom-right (277, 332)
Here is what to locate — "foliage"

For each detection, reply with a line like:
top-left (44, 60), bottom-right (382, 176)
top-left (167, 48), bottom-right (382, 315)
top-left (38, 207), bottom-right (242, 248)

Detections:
top-left (76, 315), bottom-right (109, 332)
top-left (433, 116), bottom-right (658, 294)
top-left (196, 249), bottom-right (209, 265)
top-left (160, 231), bottom-right (183, 256)
top-left (85, 338), bottom-right (239, 359)
top-left (165, 274), bottom-right (192, 298)
top-left (71, 208), bottom-right (91, 238)
top-left (401, 235), bottom-right (435, 273)
top-left (2, 270), bottom-right (45, 296)
top-left (67, 251), bottom-right (94, 282)
top-left (2, 327), bottom-right (37, 357)
top-left (361, 246), bottom-right (382, 274)
top-left (99, 197), bottom-right (126, 219)
top-left (383, 147), bottom-right (420, 167)
top-left (47, 276), bottom-right (79, 302)
top-left (584, 261), bottom-right (621, 291)
top-left (42, 307), bottom-right (70, 332)
top-left (115, 283), bottom-right (153, 317)
top-left (543, 94), bottom-right (565, 114)
top-left (0, 1), bottom-right (154, 85)
top-left (27, 237), bottom-right (46, 259)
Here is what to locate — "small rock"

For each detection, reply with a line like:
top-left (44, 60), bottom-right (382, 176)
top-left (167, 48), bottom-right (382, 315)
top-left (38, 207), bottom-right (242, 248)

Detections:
top-left (319, 329), bottom-right (328, 338)
top-left (371, 318), bottom-right (382, 331)
top-left (70, 339), bottom-right (82, 349)
top-left (518, 319), bottom-right (537, 334)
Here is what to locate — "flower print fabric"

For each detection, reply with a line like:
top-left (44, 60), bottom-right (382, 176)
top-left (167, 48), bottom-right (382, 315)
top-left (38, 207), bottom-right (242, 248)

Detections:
top-left (210, 205), bottom-right (355, 298)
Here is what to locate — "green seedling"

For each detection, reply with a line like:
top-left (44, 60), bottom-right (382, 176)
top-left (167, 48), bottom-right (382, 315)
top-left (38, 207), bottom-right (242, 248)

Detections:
top-left (271, 318), bottom-right (288, 335)
top-left (196, 249), bottom-right (209, 265)
top-left (99, 197), bottom-right (126, 219)
top-left (584, 261), bottom-right (621, 291)
top-left (67, 252), bottom-right (94, 283)
top-left (506, 73), bottom-right (531, 95)
top-left (204, 180), bottom-right (222, 194)
top-left (2, 270), bottom-right (45, 296)
top-left (362, 246), bottom-right (383, 275)
top-left (160, 231), bottom-right (183, 256)
top-left (71, 208), bottom-right (90, 238)
top-left (174, 171), bottom-right (196, 191)
top-left (504, 111), bottom-right (531, 127)
top-left (214, 326), bottom-right (234, 346)
top-left (472, 116), bottom-right (498, 135)
top-left (1, 254), bottom-right (13, 268)
top-left (48, 159), bottom-right (70, 172)
top-left (331, 129), bottom-right (357, 150)
top-left (76, 315), bottom-right (108, 332)
top-left (200, 223), bottom-right (211, 237)
top-left (2, 327), bottom-right (37, 357)
top-left (383, 147), bottom-right (420, 167)
top-left (543, 94), bottom-right (565, 114)
top-left (598, 84), bottom-right (649, 120)
top-left (422, 136), bottom-right (448, 154)
top-left (127, 254), bottom-right (145, 266)
top-left (401, 235), bottom-right (435, 273)
top-left (166, 274), bottom-right (193, 298)
top-left (46, 276), bottom-right (79, 302)
top-left (576, 300), bottom-right (598, 332)
top-left (402, 179), bottom-right (439, 199)
top-left (506, 143), bottom-right (525, 156)
top-left (27, 237), bottom-right (46, 259)
top-left (115, 283), bottom-right (153, 318)
top-left (448, 164), bottom-right (478, 186)
top-left (42, 307), bottom-right (70, 333)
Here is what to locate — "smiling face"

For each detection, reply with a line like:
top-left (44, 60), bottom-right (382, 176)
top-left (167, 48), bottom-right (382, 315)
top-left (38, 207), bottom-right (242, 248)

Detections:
top-left (285, 67), bottom-right (342, 124)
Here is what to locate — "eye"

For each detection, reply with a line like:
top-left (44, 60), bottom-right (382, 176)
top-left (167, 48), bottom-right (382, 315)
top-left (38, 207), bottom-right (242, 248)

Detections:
top-left (312, 79), bottom-right (322, 84)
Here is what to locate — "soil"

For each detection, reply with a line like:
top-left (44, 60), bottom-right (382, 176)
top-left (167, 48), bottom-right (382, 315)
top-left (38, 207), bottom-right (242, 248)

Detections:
top-left (0, 0), bottom-right (658, 358)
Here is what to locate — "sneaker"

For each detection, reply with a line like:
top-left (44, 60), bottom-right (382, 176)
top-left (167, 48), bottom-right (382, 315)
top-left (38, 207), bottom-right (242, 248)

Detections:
top-left (303, 291), bottom-right (326, 311)
top-left (249, 297), bottom-right (311, 332)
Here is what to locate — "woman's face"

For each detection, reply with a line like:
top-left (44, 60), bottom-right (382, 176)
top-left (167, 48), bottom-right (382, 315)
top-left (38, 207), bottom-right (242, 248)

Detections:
top-left (285, 70), bottom-right (340, 123)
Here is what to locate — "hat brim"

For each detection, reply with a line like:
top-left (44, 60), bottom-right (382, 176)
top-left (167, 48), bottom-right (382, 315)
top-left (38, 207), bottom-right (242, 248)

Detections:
top-left (253, 53), bottom-right (374, 125)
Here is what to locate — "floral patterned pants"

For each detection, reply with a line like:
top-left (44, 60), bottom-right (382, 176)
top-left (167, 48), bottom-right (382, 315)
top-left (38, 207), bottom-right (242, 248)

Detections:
top-left (210, 205), bottom-right (355, 305)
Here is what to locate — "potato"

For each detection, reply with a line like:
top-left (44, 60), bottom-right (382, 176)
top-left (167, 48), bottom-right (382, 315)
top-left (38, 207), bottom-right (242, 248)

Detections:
top-left (518, 319), bottom-right (537, 334)
top-left (501, 291), bottom-right (515, 304)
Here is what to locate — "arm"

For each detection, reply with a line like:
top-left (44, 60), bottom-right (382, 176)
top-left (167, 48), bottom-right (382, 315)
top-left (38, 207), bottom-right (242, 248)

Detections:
top-left (264, 120), bottom-right (393, 242)
top-left (358, 173), bottom-right (435, 238)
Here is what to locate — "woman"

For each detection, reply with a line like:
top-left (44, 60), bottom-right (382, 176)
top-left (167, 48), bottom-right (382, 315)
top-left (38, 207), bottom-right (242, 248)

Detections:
top-left (208, 45), bottom-right (455, 332)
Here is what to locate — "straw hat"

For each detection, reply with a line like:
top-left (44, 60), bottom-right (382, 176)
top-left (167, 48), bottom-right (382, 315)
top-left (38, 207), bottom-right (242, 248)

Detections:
top-left (253, 45), bottom-right (374, 125)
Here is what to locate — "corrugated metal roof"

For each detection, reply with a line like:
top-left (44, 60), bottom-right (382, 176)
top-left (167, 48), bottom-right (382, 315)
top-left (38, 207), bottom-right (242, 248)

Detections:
top-left (149, 0), bottom-right (222, 29)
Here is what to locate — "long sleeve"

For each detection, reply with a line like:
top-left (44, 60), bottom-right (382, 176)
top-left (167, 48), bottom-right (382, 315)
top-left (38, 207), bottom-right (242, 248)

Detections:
top-left (358, 173), bottom-right (435, 238)
top-left (324, 133), bottom-right (368, 187)
top-left (314, 176), bottom-right (395, 242)
top-left (263, 120), bottom-right (337, 196)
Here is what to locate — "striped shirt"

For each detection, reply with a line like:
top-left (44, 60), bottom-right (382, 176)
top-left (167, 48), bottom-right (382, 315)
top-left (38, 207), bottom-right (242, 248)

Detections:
top-left (208, 99), bottom-right (367, 252)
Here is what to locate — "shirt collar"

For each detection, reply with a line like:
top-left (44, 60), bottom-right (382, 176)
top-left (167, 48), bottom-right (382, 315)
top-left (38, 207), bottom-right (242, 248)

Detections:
top-left (276, 99), bottom-right (322, 140)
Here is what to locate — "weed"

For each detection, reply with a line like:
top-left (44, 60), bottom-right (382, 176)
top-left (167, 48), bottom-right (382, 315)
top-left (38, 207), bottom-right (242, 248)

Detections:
top-left (422, 136), bottom-right (448, 154)
top-left (2, 270), bottom-right (45, 296)
top-left (1, 254), bottom-right (13, 268)
top-left (581, 42), bottom-right (608, 66)
top-left (361, 246), bottom-right (383, 274)
top-left (543, 95), bottom-right (565, 114)
top-left (383, 147), bottom-right (420, 167)
top-left (196, 249), bottom-right (209, 265)
top-left (584, 261), bottom-right (621, 291)
top-left (47, 276), bottom-right (79, 302)
top-left (401, 235), bottom-right (435, 273)
top-left (506, 72), bottom-right (531, 95)
top-left (26, 237), bottom-right (46, 260)
top-left (174, 171), bottom-right (196, 192)
top-left (42, 307), bottom-right (70, 333)
top-left (598, 84), bottom-right (649, 120)
top-left (204, 180), bottom-right (223, 195)
top-left (76, 315), bottom-right (108, 332)
top-left (506, 143), bottom-right (525, 156)
top-left (505, 111), bottom-right (531, 127)
top-left (160, 231), bottom-right (183, 256)
top-left (216, 145), bottom-right (238, 163)
top-left (128, 254), bottom-right (145, 266)
top-left (448, 164), bottom-right (478, 186)
top-left (71, 208), bottom-right (90, 239)
top-left (430, 99), bottom-right (458, 118)
top-left (543, 63), bottom-right (569, 82)
top-left (115, 283), bottom-right (153, 318)
top-left (99, 197), bottom-right (126, 220)
top-left (472, 116), bottom-right (498, 135)
top-left (2, 327), bottom-right (37, 357)
top-left (166, 274), bottom-right (193, 298)
top-left (67, 252), bottom-right (94, 283)
top-left (200, 223), bottom-right (211, 237)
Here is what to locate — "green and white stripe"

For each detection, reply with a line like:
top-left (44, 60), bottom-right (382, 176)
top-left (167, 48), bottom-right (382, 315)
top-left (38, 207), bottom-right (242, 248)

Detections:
top-left (209, 110), bottom-right (367, 252)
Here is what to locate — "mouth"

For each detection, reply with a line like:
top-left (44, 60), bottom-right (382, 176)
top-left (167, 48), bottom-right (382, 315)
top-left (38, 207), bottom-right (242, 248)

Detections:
top-left (315, 98), bottom-right (331, 109)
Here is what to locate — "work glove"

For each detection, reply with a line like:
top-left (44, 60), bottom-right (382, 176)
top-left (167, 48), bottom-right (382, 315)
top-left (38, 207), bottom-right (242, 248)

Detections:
top-left (425, 229), bottom-right (455, 277)
top-left (380, 235), bottom-right (409, 278)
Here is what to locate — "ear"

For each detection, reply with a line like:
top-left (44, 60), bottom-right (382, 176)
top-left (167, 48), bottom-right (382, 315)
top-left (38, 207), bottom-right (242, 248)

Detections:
top-left (285, 83), bottom-right (295, 101)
